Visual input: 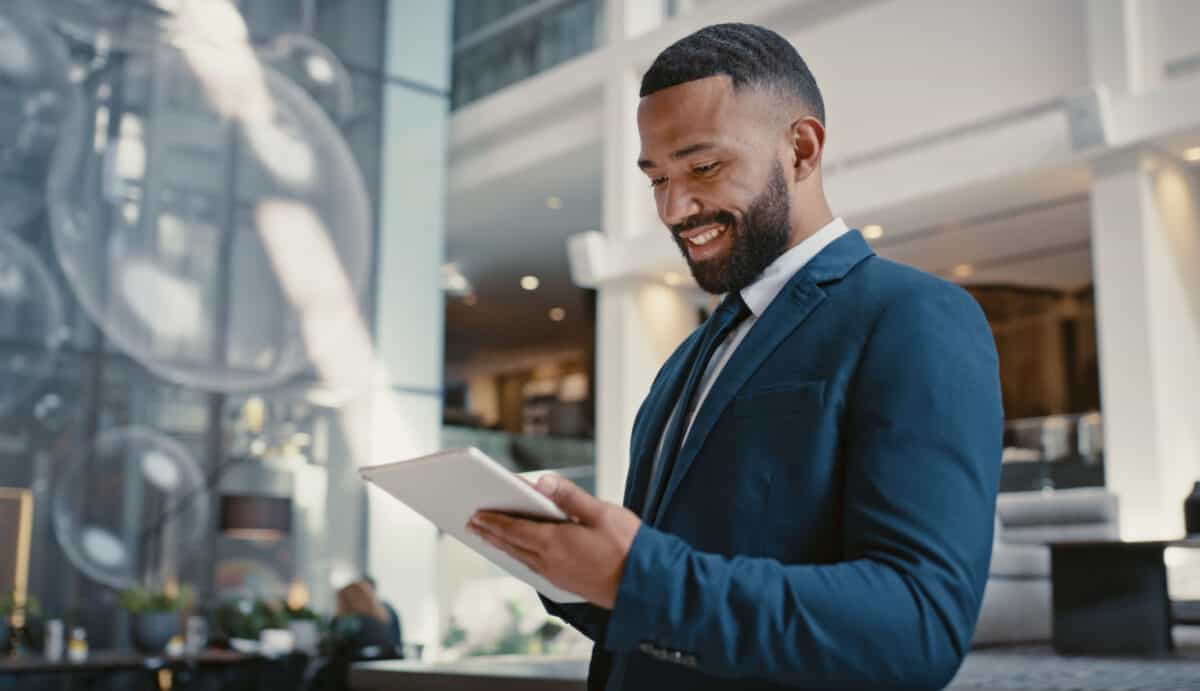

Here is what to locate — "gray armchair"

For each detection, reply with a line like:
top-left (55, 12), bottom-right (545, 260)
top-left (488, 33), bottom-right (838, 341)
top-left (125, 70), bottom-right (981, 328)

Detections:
top-left (973, 487), bottom-right (1120, 646)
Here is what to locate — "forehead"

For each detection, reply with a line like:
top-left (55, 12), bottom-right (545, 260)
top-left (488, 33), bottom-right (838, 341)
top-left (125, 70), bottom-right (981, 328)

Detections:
top-left (637, 75), bottom-right (764, 154)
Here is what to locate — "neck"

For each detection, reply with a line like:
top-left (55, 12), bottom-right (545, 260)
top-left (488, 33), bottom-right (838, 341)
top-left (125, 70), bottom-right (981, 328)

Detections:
top-left (785, 194), bottom-right (835, 250)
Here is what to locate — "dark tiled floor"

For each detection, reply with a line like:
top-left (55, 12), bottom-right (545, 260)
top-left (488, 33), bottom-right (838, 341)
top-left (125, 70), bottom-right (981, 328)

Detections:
top-left (948, 628), bottom-right (1200, 691)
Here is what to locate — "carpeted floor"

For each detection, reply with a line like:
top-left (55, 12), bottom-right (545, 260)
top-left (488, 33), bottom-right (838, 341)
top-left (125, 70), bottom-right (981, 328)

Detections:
top-left (947, 629), bottom-right (1200, 691)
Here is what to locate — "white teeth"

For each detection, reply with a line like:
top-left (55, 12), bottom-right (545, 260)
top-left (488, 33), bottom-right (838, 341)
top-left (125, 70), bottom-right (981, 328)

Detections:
top-left (688, 226), bottom-right (725, 246)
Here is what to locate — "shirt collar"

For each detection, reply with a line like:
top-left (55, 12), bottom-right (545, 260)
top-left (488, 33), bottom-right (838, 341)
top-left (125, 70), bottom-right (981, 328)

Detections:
top-left (739, 217), bottom-right (849, 317)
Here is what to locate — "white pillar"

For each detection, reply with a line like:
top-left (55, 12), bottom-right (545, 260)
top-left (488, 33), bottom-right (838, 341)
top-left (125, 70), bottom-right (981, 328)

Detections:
top-left (1085, 0), bottom-right (1161, 95)
top-left (1091, 150), bottom-right (1200, 540)
top-left (604, 0), bottom-right (668, 43)
top-left (364, 0), bottom-right (452, 650)
top-left (593, 7), bottom-right (698, 503)
top-left (595, 281), bottom-right (699, 502)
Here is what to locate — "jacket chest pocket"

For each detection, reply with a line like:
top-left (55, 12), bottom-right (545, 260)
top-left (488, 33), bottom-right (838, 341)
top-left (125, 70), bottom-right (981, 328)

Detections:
top-left (731, 381), bottom-right (831, 553)
top-left (733, 380), bottom-right (825, 422)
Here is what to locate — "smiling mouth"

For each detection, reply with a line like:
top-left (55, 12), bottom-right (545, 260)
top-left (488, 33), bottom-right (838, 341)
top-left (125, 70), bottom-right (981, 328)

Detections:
top-left (683, 225), bottom-right (727, 246)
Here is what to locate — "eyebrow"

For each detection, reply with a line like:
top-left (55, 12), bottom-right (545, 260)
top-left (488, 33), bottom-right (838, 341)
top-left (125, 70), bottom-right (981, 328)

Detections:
top-left (637, 142), bottom-right (717, 170)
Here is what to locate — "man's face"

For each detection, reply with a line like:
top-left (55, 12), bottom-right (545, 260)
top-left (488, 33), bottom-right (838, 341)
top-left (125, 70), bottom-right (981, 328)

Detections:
top-left (637, 76), bottom-right (792, 294)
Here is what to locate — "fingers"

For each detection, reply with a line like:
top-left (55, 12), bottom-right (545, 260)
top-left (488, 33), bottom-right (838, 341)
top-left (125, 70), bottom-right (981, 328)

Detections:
top-left (469, 511), bottom-right (550, 555)
top-left (535, 474), bottom-right (604, 523)
top-left (471, 522), bottom-right (541, 570)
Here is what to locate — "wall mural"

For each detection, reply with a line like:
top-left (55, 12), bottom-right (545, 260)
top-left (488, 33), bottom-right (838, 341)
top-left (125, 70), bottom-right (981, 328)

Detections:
top-left (51, 426), bottom-right (208, 590)
top-left (0, 0), bottom-right (381, 647)
top-left (0, 230), bottom-right (67, 421)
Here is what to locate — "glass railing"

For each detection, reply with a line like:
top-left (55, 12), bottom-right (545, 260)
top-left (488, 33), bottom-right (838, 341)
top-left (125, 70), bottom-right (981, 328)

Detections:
top-left (450, 0), bottom-right (601, 109)
top-left (441, 425), bottom-right (596, 492)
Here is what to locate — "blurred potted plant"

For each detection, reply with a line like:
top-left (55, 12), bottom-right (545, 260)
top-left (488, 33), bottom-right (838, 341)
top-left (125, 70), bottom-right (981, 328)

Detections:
top-left (214, 599), bottom-right (258, 651)
top-left (0, 594), bottom-right (13, 653)
top-left (214, 598), bottom-right (303, 653)
top-left (119, 586), bottom-right (193, 653)
top-left (0, 593), bottom-right (40, 653)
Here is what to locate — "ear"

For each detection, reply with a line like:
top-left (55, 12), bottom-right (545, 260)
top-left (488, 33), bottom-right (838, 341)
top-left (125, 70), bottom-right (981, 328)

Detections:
top-left (788, 116), bottom-right (825, 183)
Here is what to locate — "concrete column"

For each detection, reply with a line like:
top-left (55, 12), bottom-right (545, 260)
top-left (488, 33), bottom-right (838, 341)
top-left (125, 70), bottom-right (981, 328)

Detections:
top-left (595, 282), bottom-right (699, 502)
top-left (1085, 0), bottom-right (1160, 94)
top-left (1090, 150), bottom-right (1200, 539)
top-left (604, 0), bottom-right (668, 43)
top-left (362, 0), bottom-right (451, 650)
top-left (592, 17), bottom-right (698, 502)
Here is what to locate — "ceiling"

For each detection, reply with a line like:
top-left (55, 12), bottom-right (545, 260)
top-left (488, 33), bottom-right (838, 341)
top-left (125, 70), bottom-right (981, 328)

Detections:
top-left (872, 194), bottom-right (1093, 290)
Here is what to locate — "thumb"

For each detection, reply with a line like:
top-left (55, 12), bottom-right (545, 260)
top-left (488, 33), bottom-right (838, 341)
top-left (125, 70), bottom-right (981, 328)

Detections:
top-left (536, 474), bottom-right (602, 522)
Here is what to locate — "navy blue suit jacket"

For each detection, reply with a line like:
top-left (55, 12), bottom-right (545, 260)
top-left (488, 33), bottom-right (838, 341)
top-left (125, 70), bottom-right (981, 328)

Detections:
top-left (545, 230), bottom-right (1003, 690)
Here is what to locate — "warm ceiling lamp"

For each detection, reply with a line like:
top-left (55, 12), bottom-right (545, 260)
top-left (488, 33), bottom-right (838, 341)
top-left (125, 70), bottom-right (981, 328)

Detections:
top-left (1184, 146), bottom-right (1200, 162)
top-left (520, 275), bottom-right (540, 291)
top-left (862, 224), bottom-right (884, 240)
top-left (549, 307), bottom-right (566, 322)
top-left (952, 264), bottom-right (975, 279)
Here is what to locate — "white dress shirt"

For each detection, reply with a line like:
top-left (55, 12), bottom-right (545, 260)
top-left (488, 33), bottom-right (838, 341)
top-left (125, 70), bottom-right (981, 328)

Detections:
top-left (649, 217), bottom-right (850, 486)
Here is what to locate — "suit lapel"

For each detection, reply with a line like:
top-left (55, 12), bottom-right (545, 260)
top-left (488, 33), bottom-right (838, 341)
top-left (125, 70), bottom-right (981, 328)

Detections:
top-left (650, 279), bottom-right (827, 525)
top-left (623, 330), bottom-right (703, 512)
top-left (649, 229), bottom-right (877, 525)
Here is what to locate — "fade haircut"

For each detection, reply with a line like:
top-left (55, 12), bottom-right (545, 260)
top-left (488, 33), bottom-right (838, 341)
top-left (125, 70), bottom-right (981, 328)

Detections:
top-left (639, 23), bottom-right (825, 125)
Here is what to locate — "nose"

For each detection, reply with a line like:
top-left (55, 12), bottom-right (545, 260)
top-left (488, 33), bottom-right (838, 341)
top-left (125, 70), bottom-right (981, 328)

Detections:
top-left (658, 180), bottom-right (701, 229)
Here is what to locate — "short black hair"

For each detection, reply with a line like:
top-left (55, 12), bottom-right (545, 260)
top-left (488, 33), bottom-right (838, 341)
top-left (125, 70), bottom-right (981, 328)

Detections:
top-left (640, 23), bottom-right (825, 124)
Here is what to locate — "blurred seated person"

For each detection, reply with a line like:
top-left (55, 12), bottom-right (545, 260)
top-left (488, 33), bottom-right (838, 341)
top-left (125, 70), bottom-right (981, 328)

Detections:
top-left (330, 580), bottom-right (396, 659)
top-left (363, 575), bottom-right (403, 652)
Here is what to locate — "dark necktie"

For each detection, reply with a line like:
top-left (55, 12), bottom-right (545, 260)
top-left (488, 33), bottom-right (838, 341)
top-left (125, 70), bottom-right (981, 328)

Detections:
top-left (643, 291), bottom-right (752, 522)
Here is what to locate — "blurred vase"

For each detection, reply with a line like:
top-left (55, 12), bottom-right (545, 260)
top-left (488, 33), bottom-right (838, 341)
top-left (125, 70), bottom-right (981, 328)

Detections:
top-left (132, 612), bottom-right (178, 654)
top-left (1185, 482), bottom-right (1200, 536)
top-left (1076, 412), bottom-right (1103, 466)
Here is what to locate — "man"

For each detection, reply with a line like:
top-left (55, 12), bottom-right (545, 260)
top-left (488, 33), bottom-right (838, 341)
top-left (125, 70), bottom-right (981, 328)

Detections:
top-left (468, 23), bottom-right (1002, 690)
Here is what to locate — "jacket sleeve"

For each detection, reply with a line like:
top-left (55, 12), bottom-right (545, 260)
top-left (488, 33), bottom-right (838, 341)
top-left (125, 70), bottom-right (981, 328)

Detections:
top-left (600, 284), bottom-right (1004, 689)
top-left (539, 597), bottom-right (610, 642)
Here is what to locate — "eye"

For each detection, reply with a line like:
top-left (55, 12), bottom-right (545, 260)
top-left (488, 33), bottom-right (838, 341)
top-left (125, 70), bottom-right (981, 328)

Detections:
top-left (649, 176), bottom-right (667, 188)
top-left (693, 161), bottom-right (720, 175)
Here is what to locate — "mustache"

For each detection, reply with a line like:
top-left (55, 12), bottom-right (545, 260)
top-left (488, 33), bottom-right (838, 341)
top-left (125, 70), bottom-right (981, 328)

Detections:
top-left (671, 210), bottom-right (737, 237)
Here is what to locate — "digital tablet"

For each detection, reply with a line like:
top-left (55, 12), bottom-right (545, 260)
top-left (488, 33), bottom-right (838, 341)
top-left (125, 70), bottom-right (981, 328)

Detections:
top-left (359, 447), bottom-right (585, 603)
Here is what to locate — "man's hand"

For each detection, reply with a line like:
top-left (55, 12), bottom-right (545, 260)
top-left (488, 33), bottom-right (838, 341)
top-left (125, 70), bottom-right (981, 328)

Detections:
top-left (467, 474), bottom-right (642, 610)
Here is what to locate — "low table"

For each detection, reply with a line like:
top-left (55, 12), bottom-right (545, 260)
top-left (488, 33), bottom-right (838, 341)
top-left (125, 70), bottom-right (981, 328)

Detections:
top-left (351, 655), bottom-right (588, 691)
top-left (0, 649), bottom-right (297, 690)
top-left (1050, 538), bottom-right (1200, 655)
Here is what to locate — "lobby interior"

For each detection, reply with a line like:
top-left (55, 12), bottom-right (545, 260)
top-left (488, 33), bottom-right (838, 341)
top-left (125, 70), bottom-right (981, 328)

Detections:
top-left (3, 1), bottom-right (1200, 689)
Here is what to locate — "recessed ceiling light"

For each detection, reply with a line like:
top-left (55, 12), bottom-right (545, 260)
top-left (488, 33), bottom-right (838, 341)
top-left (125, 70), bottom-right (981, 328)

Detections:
top-left (862, 224), bottom-right (884, 240)
top-left (446, 274), bottom-right (469, 292)
top-left (548, 307), bottom-right (566, 322)
top-left (1184, 146), bottom-right (1200, 162)
top-left (520, 275), bottom-right (540, 291)
top-left (952, 264), bottom-right (974, 279)
top-left (664, 272), bottom-right (683, 287)
top-left (544, 196), bottom-right (563, 210)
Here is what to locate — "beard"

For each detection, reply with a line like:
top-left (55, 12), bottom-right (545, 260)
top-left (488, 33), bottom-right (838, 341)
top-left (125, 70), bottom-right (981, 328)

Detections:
top-left (672, 161), bottom-right (792, 295)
